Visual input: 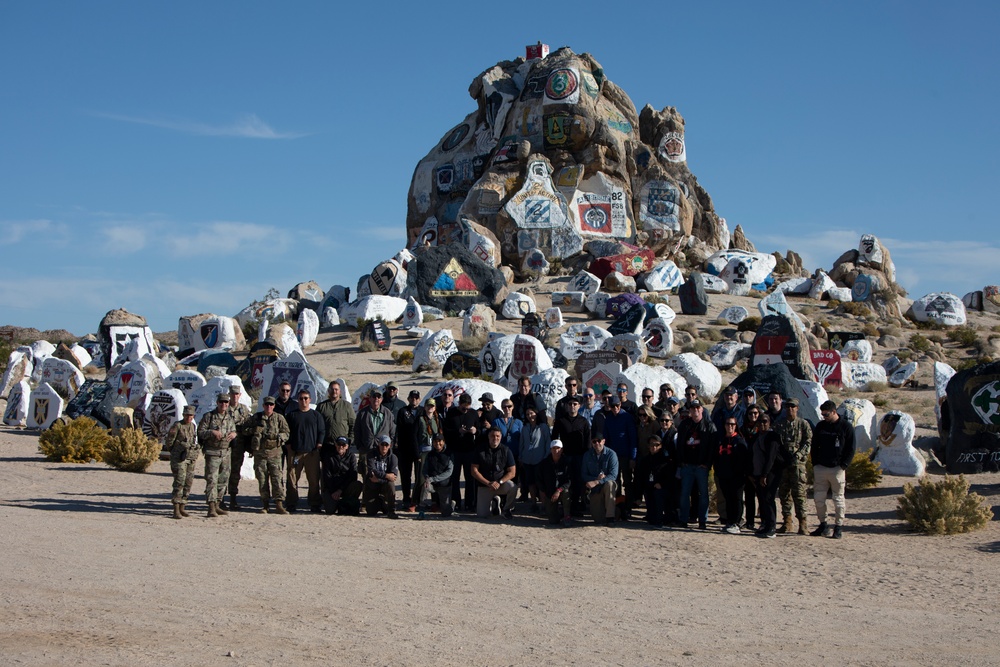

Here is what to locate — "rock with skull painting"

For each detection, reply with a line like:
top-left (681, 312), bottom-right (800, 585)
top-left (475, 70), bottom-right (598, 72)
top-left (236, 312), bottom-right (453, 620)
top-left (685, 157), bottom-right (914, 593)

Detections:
top-left (874, 411), bottom-right (925, 476)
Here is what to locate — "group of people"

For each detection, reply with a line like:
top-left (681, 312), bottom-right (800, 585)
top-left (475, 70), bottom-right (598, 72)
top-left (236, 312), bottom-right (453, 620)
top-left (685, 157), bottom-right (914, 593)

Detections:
top-left (164, 376), bottom-right (856, 539)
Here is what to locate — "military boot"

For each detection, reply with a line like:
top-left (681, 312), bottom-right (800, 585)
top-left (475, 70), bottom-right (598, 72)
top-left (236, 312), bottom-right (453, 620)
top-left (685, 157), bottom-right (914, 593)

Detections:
top-left (259, 501), bottom-right (269, 514)
top-left (179, 503), bottom-right (190, 517)
top-left (172, 503), bottom-right (183, 520)
top-left (207, 502), bottom-right (219, 518)
top-left (797, 517), bottom-right (808, 535)
top-left (274, 500), bottom-right (288, 515)
top-left (215, 501), bottom-right (228, 516)
top-left (228, 495), bottom-right (240, 511)
top-left (810, 521), bottom-right (828, 537)
top-left (777, 515), bottom-right (793, 533)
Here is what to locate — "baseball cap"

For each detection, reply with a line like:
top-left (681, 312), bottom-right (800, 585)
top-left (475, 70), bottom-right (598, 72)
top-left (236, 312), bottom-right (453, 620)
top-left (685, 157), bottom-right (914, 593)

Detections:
top-left (385, 381), bottom-right (398, 389)
top-left (182, 405), bottom-right (196, 416)
top-left (409, 390), bottom-right (420, 399)
top-left (688, 398), bottom-right (703, 408)
top-left (550, 439), bottom-right (563, 449)
top-left (216, 395), bottom-right (230, 403)
top-left (263, 396), bottom-right (276, 405)
top-left (335, 436), bottom-right (349, 445)
top-left (666, 396), bottom-right (680, 405)
top-left (608, 396), bottom-right (621, 406)
top-left (786, 398), bottom-right (799, 408)
top-left (369, 389), bottom-right (382, 398)
top-left (229, 385), bottom-right (242, 394)
top-left (480, 392), bottom-right (495, 403)
top-left (377, 434), bottom-right (392, 445)
top-left (723, 386), bottom-right (738, 395)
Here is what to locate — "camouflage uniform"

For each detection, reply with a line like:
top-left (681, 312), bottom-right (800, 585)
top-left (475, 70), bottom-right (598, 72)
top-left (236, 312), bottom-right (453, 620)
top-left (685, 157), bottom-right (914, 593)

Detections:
top-left (166, 419), bottom-right (200, 504)
top-left (777, 416), bottom-right (813, 524)
top-left (226, 402), bottom-right (253, 503)
top-left (198, 409), bottom-right (237, 504)
top-left (249, 410), bottom-right (290, 506)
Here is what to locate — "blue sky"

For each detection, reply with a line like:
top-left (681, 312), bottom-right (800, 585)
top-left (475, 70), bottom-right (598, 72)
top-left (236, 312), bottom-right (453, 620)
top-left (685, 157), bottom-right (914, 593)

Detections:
top-left (2, 1), bottom-right (998, 335)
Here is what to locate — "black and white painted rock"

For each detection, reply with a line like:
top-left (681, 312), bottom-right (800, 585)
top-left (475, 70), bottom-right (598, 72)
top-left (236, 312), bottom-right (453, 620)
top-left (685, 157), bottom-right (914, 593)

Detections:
top-left (758, 290), bottom-right (806, 332)
top-left (142, 388), bottom-right (187, 442)
top-left (840, 362), bottom-right (888, 391)
top-left (413, 329), bottom-right (459, 371)
top-left (256, 353), bottom-right (327, 412)
top-left (360, 320), bottom-right (392, 351)
top-left (888, 361), bottom-right (918, 388)
top-left (607, 304), bottom-right (645, 336)
top-left (585, 292), bottom-right (610, 316)
top-left (934, 361), bottom-right (956, 436)
top-left (838, 398), bottom-right (878, 452)
top-left (700, 274), bottom-right (729, 294)
top-left (707, 340), bottom-right (750, 369)
top-left (164, 370), bottom-right (207, 400)
top-left (340, 295), bottom-right (408, 328)
top-left (367, 259), bottom-right (408, 298)
top-left (642, 260), bottom-right (683, 292)
top-left (569, 270), bottom-right (601, 295)
top-left (63, 379), bottom-right (112, 426)
top-left (720, 257), bottom-right (753, 296)
top-left (705, 250), bottom-right (776, 285)
top-left (559, 324), bottom-right (612, 360)
top-left (501, 291), bottom-right (537, 319)
top-left (522, 368), bottom-right (570, 418)
top-left (600, 333), bottom-right (647, 366)
top-left (479, 334), bottom-right (517, 381)
top-left (718, 306), bottom-right (749, 325)
top-left (910, 292), bottom-right (966, 327)
top-left (27, 382), bottom-right (64, 430)
top-left (644, 302), bottom-right (676, 325)
top-left (3, 379), bottom-right (29, 427)
top-left (874, 411), bottom-right (924, 476)
top-left (288, 281), bottom-right (325, 310)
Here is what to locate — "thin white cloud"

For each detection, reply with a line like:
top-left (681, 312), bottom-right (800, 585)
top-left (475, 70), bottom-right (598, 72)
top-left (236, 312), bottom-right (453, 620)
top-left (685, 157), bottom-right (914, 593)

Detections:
top-left (166, 221), bottom-right (289, 256)
top-left (363, 225), bottom-right (407, 242)
top-left (103, 225), bottom-right (148, 252)
top-left (93, 111), bottom-right (307, 139)
top-left (0, 219), bottom-right (71, 245)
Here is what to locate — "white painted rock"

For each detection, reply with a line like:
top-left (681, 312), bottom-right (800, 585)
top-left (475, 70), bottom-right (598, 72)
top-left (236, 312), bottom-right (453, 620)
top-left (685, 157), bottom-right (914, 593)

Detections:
top-left (401, 297), bottom-right (423, 329)
top-left (600, 334), bottom-right (647, 366)
top-left (502, 291), bottom-right (537, 320)
top-left (521, 368), bottom-right (569, 418)
top-left (705, 249), bottom-right (776, 284)
top-left (40, 357), bottom-right (85, 401)
top-left (256, 351), bottom-right (326, 410)
top-left (581, 361), bottom-right (623, 395)
top-left (164, 370), bottom-right (207, 400)
top-left (707, 341), bottom-right (750, 369)
top-left (664, 353), bottom-right (723, 398)
top-left (559, 324), bottom-right (612, 360)
top-left (142, 388), bottom-right (187, 442)
top-left (569, 270), bottom-right (601, 295)
top-left (550, 292), bottom-right (587, 313)
top-left (108, 326), bottom-right (157, 367)
top-left (720, 257), bottom-right (753, 296)
top-left (296, 308), bottom-right (320, 348)
top-left (874, 411), bottom-right (924, 476)
top-left (406, 327), bottom-right (430, 338)
top-left (178, 315), bottom-right (242, 352)
top-left (545, 307), bottom-right (564, 329)
top-left (462, 303), bottom-right (497, 339)
top-left (797, 380), bottom-right (829, 413)
top-left (507, 335), bottom-right (553, 383)
top-left (321, 307), bottom-right (340, 329)
top-left (114, 359), bottom-right (161, 408)
top-left (413, 329), bottom-right (459, 371)
top-left (27, 383), bottom-right (64, 430)
top-left (585, 292), bottom-right (610, 316)
top-left (829, 286), bottom-right (853, 302)
top-left (340, 295), bottom-right (408, 327)
top-left (367, 259), bottom-right (407, 298)
top-left (840, 362), bottom-right (888, 391)
top-left (616, 364), bottom-right (686, 404)
top-left (3, 379), bottom-right (30, 426)
top-left (808, 271), bottom-right (836, 300)
top-left (718, 306), bottom-right (749, 324)
top-left (479, 334), bottom-right (517, 382)
top-left (840, 339), bottom-right (873, 363)
top-left (234, 298), bottom-right (298, 330)
top-left (838, 398), bottom-right (879, 452)
top-left (521, 248), bottom-right (551, 276)
top-left (882, 356), bottom-right (902, 375)
top-left (933, 361), bottom-right (956, 432)
top-left (641, 318), bottom-right (674, 358)
top-left (1, 349), bottom-right (33, 399)
top-left (68, 344), bottom-right (93, 370)
top-left (267, 322), bottom-right (303, 358)
top-left (643, 261), bottom-right (684, 292)
top-left (758, 290), bottom-right (806, 332)
top-left (775, 276), bottom-right (812, 295)
top-left (423, 379), bottom-right (511, 409)
top-left (648, 302), bottom-right (677, 324)
top-left (190, 375), bottom-right (252, 422)
top-left (911, 292), bottom-right (966, 327)
top-left (321, 285), bottom-right (351, 312)
top-left (393, 248), bottom-right (416, 270)
top-left (701, 274), bottom-right (729, 294)
top-left (888, 361), bottom-right (919, 388)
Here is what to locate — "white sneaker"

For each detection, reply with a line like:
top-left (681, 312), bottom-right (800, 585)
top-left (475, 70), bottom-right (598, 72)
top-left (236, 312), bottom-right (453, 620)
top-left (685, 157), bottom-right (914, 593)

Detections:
top-left (490, 496), bottom-right (501, 517)
top-left (724, 524), bottom-right (740, 535)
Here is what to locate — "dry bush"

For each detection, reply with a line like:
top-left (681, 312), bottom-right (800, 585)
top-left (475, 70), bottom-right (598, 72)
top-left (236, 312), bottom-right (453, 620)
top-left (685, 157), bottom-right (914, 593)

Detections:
top-left (456, 335), bottom-right (487, 353)
top-left (839, 302), bottom-right (873, 317)
top-left (681, 340), bottom-right (712, 355)
top-left (104, 428), bottom-right (161, 473)
top-left (737, 317), bottom-right (761, 332)
top-left (909, 333), bottom-right (932, 353)
top-left (358, 340), bottom-right (378, 353)
top-left (862, 322), bottom-right (879, 338)
top-left (865, 381), bottom-right (889, 393)
top-left (704, 328), bottom-right (724, 342)
top-left (806, 451), bottom-right (883, 491)
top-left (642, 293), bottom-right (669, 305)
top-left (676, 321), bottom-right (699, 337)
top-left (391, 350), bottom-right (414, 366)
top-left (38, 417), bottom-right (110, 463)
top-left (422, 313), bottom-right (439, 323)
top-left (871, 394), bottom-right (889, 408)
top-left (896, 475), bottom-right (993, 535)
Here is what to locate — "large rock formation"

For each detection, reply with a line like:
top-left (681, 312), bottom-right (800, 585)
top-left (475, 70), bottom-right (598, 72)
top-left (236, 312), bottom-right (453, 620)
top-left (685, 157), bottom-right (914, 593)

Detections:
top-left (406, 46), bottom-right (728, 272)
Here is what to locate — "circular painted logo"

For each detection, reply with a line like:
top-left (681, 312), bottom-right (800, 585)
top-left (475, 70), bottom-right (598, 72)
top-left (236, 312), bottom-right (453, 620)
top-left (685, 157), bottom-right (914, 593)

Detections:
top-left (583, 206), bottom-right (608, 229)
top-left (630, 255), bottom-right (646, 271)
top-left (441, 124), bottom-right (470, 152)
top-left (545, 68), bottom-right (578, 100)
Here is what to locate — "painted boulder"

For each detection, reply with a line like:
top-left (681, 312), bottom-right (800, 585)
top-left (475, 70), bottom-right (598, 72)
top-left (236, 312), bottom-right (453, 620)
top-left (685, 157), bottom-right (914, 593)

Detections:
top-left (838, 398), bottom-right (878, 452)
top-left (840, 362), bottom-right (888, 391)
top-left (910, 292), bottom-right (966, 327)
top-left (641, 318), bottom-right (674, 359)
top-left (840, 339), bottom-right (873, 363)
top-left (501, 291), bottom-right (537, 319)
top-left (874, 411), bottom-right (925, 476)
top-left (664, 353), bottom-right (722, 398)
top-left (559, 324), bottom-right (612, 360)
top-left (550, 291), bottom-right (587, 313)
top-left (401, 296), bottom-right (423, 329)
top-left (3, 379), bottom-right (30, 427)
top-left (463, 303), bottom-right (497, 339)
top-left (600, 333), bottom-right (647, 366)
top-left (142, 388), bottom-right (187, 442)
top-left (413, 329), bottom-right (460, 372)
top-left (296, 308), bottom-right (320, 348)
top-left (27, 382), bottom-right (64, 430)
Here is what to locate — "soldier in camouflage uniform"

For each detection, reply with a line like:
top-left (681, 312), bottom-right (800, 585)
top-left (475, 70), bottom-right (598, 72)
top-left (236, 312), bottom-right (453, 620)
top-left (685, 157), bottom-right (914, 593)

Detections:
top-left (249, 395), bottom-right (290, 514)
top-left (166, 404), bottom-right (200, 519)
top-left (225, 384), bottom-right (253, 511)
top-left (776, 398), bottom-right (813, 534)
top-left (198, 394), bottom-right (238, 518)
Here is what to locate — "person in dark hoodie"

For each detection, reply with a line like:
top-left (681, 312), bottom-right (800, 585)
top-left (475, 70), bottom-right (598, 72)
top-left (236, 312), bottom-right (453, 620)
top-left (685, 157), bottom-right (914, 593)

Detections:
top-left (364, 435), bottom-right (399, 519)
top-left (676, 399), bottom-right (718, 530)
top-left (713, 417), bottom-right (751, 534)
top-left (750, 413), bottom-right (783, 538)
top-left (320, 436), bottom-right (362, 515)
top-left (634, 434), bottom-right (672, 528)
top-left (653, 412), bottom-right (680, 525)
top-left (810, 400), bottom-right (856, 539)
top-left (740, 404), bottom-right (765, 531)
top-left (538, 439), bottom-right (572, 526)
top-left (420, 432), bottom-right (454, 517)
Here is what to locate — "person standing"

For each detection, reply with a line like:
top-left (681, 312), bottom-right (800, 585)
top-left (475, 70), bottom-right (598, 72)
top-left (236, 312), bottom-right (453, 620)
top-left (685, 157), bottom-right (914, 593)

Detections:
top-left (603, 396), bottom-right (638, 520)
top-left (248, 395), bottom-right (290, 514)
top-left (675, 399), bottom-right (717, 530)
top-left (511, 376), bottom-right (543, 422)
top-left (382, 381), bottom-right (406, 417)
top-left (395, 390), bottom-right (424, 512)
top-left (713, 418), bottom-right (751, 534)
top-left (750, 414), bottom-right (783, 538)
top-left (579, 388), bottom-right (598, 424)
top-left (273, 381), bottom-right (295, 416)
top-left (166, 404), bottom-right (199, 519)
top-left (634, 434), bottom-right (671, 529)
top-left (811, 401), bottom-right (856, 539)
top-left (198, 394), bottom-right (237, 518)
top-left (518, 406), bottom-right (551, 512)
top-left (285, 389), bottom-right (326, 513)
top-left (354, 389), bottom-right (395, 477)
top-left (551, 395), bottom-right (590, 516)
top-left (316, 381), bottom-right (356, 445)
top-left (225, 384), bottom-right (253, 511)
top-left (553, 377), bottom-right (582, 422)
top-left (776, 398), bottom-right (813, 535)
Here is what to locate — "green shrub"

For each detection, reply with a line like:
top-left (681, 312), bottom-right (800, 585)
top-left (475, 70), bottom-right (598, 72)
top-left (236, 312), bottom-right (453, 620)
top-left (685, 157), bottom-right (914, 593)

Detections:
top-left (456, 335), bottom-right (487, 354)
top-left (104, 428), bottom-right (161, 473)
top-left (896, 475), bottom-right (993, 535)
top-left (737, 317), bottom-right (761, 332)
top-left (947, 327), bottom-right (979, 347)
top-left (839, 302), bottom-right (873, 317)
top-left (865, 381), bottom-right (889, 393)
top-left (391, 350), bottom-right (414, 366)
top-left (909, 333), bottom-right (932, 353)
top-left (806, 451), bottom-right (883, 491)
top-left (358, 340), bottom-right (378, 353)
top-left (38, 417), bottom-right (110, 463)
top-left (862, 322), bottom-right (879, 338)
top-left (704, 328), bottom-right (724, 342)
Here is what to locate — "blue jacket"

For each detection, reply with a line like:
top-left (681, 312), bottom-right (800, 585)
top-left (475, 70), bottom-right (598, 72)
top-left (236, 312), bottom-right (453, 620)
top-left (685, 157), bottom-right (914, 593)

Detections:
top-left (603, 411), bottom-right (637, 463)
top-left (581, 446), bottom-right (619, 486)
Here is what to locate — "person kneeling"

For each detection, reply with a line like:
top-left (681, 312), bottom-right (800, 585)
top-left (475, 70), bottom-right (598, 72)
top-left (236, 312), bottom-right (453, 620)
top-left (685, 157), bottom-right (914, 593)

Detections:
top-left (582, 433), bottom-right (620, 525)
top-left (364, 435), bottom-right (399, 519)
top-left (471, 427), bottom-right (517, 519)
top-left (538, 439), bottom-right (572, 526)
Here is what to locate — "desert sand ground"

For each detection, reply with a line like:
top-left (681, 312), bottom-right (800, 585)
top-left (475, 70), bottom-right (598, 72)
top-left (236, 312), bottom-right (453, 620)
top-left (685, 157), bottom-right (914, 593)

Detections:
top-left (2, 282), bottom-right (999, 666)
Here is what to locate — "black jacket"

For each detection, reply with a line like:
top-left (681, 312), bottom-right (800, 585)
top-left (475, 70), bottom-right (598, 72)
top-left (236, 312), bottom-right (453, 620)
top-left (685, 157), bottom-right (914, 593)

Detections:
top-left (321, 447), bottom-right (358, 492)
top-left (538, 453), bottom-right (572, 496)
top-left (634, 448), bottom-right (672, 489)
top-left (395, 404), bottom-right (423, 459)
top-left (812, 417), bottom-right (856, 469)
top-left (751, 430), bottom-right (783, 480)
top-left (712, 433), bottom-right (751, 478)
top-left (676, 417), bottom-right (718, 467)
top-left (552, 415), bottom-right (591, 457)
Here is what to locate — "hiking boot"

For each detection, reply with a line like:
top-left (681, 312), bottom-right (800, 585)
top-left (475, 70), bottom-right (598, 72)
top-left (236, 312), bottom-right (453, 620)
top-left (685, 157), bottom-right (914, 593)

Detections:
top-left (172, 503), bottom-right (183, 520)
top-left (777, 516), bottom-right (793, 533)
top-left (831, 525), bottom-right (843, 539)
top-left (215, 502), bottom-right (228, 516)
top-left (259, 503), bottom-right (269, 514)
top-left (207, 502), bottom-right (219, 518)
top-left (178, 503), bottom-right (190, 517)
top-left (228, 497), bottom-right (240, 511)
top-left (797, 517), bottom-right (808, 535)
top-left (274, 501), bottom-right (288, 515)
top-left (810, 521), bottom-right (828, 537)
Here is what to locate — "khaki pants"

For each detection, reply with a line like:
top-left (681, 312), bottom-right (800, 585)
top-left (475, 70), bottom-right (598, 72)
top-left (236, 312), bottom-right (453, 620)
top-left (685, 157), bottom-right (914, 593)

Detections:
top-left (813, 465), bottom-right (846, 526)
top-left (589, 480), bottom-right (618, 523)
top-left (286, 449), bottom-right (320, 511)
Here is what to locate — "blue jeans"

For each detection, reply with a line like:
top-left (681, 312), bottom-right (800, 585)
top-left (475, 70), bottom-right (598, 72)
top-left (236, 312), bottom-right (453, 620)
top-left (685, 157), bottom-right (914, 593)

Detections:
top-left (679, 464), bottom-right (709, 524)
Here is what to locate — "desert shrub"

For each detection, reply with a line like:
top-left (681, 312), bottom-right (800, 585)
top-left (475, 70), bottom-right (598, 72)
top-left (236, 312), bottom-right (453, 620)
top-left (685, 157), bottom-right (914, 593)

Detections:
top-left (947, 326), bottom-right (982, 347)
top-left (806, 451), bottom-right (883, 491)
top-left (737, 317), bottom-right (761, 332)
top-left (871, 394), bottom-right (889, 408)
top-left (704, 328), bottom-right (724, 342)
top-left (748, 289), bottom-right (766, 299)
top-left (104, 428), bottom-right (161, 473)
top-left (681, 340), bottom-right (712, 355)
top-left (355, 316), bottom-right (384, 332)
top-left (839, 302), bottom-right (872, 317)
top-left (896, 349), bottom-right (913, 362)
top-left (445, 370), bottom-right (492, 381)
top-left (896, 475), bottom-right (993, 535)
top-left (677, 322), bottom-right (699, 337)
top-left (827, 299), bottom-right (842, 309)
top-left (38, 417), bottom-right (110, 463)
top-left (865, 381), bottom-right (889, 393)
top-left (422, 313), bottom-right (439, 323)
top-left (456, 335), bottom-right (487, 354)
top-left (643, 293), bottom-right (668, 305)
top-left (908, 333), bottom-right (932, 353)
top-left (862, 322), bottom-right (879, 338)
top-left (928, 333), bottom-right (947, 345)
top-left (358, 340), bottom-right (378, 353)
top-left (955, 358), bottom-right (990, 371)
top-left (0, 339), bottom-right (13, 374)
top-left (391, 350), bottom-right (414, 366)
top-left (992, 324), bottom-right (1000, 334)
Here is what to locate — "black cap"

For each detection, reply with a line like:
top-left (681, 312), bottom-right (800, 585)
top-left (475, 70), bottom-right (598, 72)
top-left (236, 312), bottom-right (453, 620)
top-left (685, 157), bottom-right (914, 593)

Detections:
top-left (688, 398), bottom-right (703, 408)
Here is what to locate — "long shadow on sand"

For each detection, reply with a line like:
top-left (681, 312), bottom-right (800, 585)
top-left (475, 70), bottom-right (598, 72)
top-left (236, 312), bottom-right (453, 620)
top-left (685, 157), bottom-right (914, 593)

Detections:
top-left (6, 491), bottom-right (171, 516)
